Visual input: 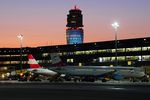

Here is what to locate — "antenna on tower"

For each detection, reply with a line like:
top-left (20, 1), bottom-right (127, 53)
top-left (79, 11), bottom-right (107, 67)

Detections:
top-left (74, 5), bottom-right (77, 10)
top-left (73, 0), bottom-right (79, 10)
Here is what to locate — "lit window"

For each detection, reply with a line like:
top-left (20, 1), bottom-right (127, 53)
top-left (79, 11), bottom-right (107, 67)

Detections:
top-left (67, 59), bottom-right (70, 63)
top-left (67, 59), bottom-right (74, 63)
top-left (71, 21), bottom-right (76, 23)
top-left (42, 53), bottom-right (49, 57)
top-left (79, 63), bottom-right (82, 67)
top-left (142, 55), bottom-right (150, 61)
top-left (99, 57), bottom-right (103, 62)
top-left (138, 56), bottom-right (142, 61)
top-left (126, 47), bottom-right (141, 52)
top-left (142, 47), bottom-right (150, 51)
top-left (70, 59), bottom-right (74, 63)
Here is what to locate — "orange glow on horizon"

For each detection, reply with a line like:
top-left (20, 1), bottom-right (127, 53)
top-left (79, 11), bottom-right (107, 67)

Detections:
top-left (0, 0), bottom-right (150, 48)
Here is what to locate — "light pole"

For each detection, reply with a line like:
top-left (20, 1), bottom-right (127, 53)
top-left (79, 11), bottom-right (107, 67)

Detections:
top-left (17, 34), bottom-right (23, 72)
top-left (111, 22), bottom-right (119, 66)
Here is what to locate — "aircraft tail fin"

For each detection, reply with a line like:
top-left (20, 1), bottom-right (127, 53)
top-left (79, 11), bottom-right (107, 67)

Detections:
top-left (28, 54), bottom-right (41, 68)
top-left (50, 53), bottom-right (64, 67)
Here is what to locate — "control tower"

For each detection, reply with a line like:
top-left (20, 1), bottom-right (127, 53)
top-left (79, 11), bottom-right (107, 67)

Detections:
top-left (66, 6), bottom-right (84, 44)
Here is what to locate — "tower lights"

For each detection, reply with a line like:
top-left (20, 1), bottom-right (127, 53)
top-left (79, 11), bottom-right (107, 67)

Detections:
top-left (111, 22), bottom-right (120, 66)
top-left (17, 34), bottom-right (23, 72)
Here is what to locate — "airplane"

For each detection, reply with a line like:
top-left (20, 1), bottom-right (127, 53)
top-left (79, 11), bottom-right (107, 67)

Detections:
top-left (49, 52), bottom-right (146, 82)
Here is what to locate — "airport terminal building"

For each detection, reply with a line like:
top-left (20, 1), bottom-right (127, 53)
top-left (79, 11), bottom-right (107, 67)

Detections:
top-left (0, 37), bottom-right (150, 75)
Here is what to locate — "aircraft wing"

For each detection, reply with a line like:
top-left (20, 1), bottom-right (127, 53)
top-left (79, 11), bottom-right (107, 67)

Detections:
top-left (31, 69), bottom-right (38, 73)
top-left (98, 69), bottom-right (117, 78)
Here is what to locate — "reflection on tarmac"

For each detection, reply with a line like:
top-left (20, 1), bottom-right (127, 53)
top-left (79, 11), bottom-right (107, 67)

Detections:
top-left (0, 80), bottom-right (150, 100)
top-left (0, 80), bottom-right (150, 89)
top-left (1, 80), bottom-right (150, 85)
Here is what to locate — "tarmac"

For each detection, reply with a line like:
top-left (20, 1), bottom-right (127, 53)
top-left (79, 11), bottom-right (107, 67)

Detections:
top-left (0, 80), bottom-right (150, 100)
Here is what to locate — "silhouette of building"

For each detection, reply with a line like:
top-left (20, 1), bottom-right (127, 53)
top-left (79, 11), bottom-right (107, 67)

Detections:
top-left (66, 6), bottom-right (84, 44)
top-left (0, 37), bottom-right (150, 71)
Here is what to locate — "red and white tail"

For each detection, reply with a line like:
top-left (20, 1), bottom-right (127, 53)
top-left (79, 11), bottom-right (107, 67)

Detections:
top-left (50, 53), bottom-right (64, 67)
top-left (28, 54), bottom-right (41, 69)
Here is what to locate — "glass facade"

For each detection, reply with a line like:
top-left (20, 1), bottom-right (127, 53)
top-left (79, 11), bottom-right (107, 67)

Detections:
top-left (0, 37), bottom-right (149, 69)
top-left (66, 29), bottom-right (83, 44)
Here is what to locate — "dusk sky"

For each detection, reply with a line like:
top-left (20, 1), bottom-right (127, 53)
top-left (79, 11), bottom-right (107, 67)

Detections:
top-left (0, 0), bottom-right (150, 48)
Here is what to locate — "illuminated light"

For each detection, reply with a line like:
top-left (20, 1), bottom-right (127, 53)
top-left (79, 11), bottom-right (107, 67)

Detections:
top-left (99, 66), bottom-right (110, 68)
top-left (20, 73), bottom-right (23, 76)
top-left (6, 73), bottom-right (10, 77)
top-left (79, 63), bottom-right (82, 67)
top-left (110, 87), bottom-right (125, 90)
top-left (67, 59), bottom-right (70, 63)
top-left (111, 21), bottom-right (120, 66)
top-left (111, 22), bottom-right (119, 31)
top-left (71, 21), bottom-right (76, 23)
top-left (17, 34), bottom-right (23, 41)
top-left (2, 74), bottom-right (5, 78)
top-left (128, 61), bottom-right (132, 65)
top-left (110, 65), bottom-right (114, 67)
top-left (138, 56), bottom-right (142, 61)
top-left (71, 59), bottom-right (74, 63)
top-left (4, 67), bottom-right (7, 70)
top-left (99, 57), bottom-right (103, 62)
top-left (17, 33), bottom-right (23, 72)
top-left (67, 29), bottom-right (83, 44)
top-left (60, 74), bottom-right (66, 77)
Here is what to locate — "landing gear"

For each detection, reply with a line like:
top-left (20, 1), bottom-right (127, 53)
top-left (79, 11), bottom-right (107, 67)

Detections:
top-left (141, 75), bottom-right (149, 82)
top-left (48, 75), bottom-right (64, 82)
top-left (102, 79), bottom-right (107, 82)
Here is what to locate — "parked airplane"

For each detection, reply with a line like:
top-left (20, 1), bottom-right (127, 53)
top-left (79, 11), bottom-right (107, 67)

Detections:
top-left (27, 54), bottom-right (57, 76)
top-left (49, 52), bottom-right (146, 82)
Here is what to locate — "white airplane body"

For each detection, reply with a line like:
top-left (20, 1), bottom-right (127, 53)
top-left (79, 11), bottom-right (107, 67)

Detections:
top-left (50, 53), bottom-right (145, 80)
top-left (27, 68), bottom-right (57, 76)
top-left (51, 66), bottom-right (145, 79)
